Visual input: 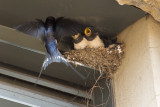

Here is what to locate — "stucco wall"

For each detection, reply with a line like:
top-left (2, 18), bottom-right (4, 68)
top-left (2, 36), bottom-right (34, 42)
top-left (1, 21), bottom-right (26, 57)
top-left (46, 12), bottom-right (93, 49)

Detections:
top-left (113, 15), bottom-right (160, 107)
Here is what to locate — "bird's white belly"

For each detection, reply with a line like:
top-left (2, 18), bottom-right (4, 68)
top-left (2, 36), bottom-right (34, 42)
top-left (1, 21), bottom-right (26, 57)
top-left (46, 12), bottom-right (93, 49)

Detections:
top-left (74, 37), bottom-right (88, 49)
top-left (88, 35), bottom-right (104, 48)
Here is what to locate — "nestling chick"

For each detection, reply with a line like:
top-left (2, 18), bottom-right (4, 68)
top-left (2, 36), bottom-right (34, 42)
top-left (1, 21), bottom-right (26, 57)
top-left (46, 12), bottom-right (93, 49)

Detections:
top-left (84, 27), bottom-right (104, 48)
top-left (54, 17), bottom-right (88, 51)
top-left (72, 33), bottom-right (88, 50)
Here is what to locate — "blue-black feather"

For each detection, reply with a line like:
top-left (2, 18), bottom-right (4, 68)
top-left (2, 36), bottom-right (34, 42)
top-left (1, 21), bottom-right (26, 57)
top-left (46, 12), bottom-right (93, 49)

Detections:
top-left (15, 16), bottom-right (85, 80)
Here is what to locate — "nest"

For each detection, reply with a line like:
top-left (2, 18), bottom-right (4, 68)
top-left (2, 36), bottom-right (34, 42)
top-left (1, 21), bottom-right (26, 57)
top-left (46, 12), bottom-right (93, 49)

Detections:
top-left (63, 43), bottom-right (124, 78)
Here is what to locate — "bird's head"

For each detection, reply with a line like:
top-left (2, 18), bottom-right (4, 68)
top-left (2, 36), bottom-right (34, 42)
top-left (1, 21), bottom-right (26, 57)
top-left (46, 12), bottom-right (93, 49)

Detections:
top-left (45, 16), bottom-right (56, 28)
top-left (84, 27), bottom-right (98, 41)
top-left (72, 33), bottom-right (88, 50)
top-left (72, 33), bottom-right (83, 44)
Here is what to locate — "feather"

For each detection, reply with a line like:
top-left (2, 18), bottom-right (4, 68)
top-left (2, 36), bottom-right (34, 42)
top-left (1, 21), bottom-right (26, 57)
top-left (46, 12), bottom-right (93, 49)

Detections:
top-left (15, 19), bottom-right (46, 41)
top-left (54, 18), bottom-right (87, 52)
top-left (15, 17), bottom-right (85, 81)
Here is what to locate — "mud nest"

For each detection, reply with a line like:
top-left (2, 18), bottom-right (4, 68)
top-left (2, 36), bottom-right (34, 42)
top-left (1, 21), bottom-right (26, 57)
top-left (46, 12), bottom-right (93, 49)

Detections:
top-left (63, 44), bottom-right (124, 78)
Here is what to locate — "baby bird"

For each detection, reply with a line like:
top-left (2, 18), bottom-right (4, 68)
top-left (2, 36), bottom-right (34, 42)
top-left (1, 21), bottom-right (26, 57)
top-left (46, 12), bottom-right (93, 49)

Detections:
top-left (72, 33), bottom-right (88, 50)
top-left (53, 17), bottom-right (106, 50)
top-left (53, 17), bottom-right (88, 51)
top-left (84, 27), bottom-right (104, 48)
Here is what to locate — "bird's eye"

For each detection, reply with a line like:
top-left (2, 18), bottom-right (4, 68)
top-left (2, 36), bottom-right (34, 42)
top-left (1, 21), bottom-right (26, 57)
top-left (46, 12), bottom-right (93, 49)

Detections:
top-left (72, 33), bottom-right (80, 39)
top-left (84, 27), bottom-right (92, 37)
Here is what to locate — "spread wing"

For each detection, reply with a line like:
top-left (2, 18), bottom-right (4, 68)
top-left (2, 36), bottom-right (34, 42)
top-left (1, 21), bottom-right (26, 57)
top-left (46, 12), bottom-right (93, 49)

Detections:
top-left (15, 19), bottom-right (46, 40)
top-left (15, 18), bottom-right (85, 80)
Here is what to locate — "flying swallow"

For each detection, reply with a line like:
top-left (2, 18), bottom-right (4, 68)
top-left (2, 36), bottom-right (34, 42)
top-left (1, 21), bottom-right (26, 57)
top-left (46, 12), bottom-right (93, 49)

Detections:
top-left (15, 16), bottom-right (85, 80)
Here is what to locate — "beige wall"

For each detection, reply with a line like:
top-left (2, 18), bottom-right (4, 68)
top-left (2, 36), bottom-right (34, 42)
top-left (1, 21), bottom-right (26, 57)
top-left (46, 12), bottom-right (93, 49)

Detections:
top-left (113, 15), bottom-right (160, 107)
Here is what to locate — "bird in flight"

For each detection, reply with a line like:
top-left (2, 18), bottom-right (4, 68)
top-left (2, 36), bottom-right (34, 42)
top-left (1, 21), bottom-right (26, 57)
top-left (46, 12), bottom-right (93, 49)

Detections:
top-left (15, 16), bottom-right (85, 80)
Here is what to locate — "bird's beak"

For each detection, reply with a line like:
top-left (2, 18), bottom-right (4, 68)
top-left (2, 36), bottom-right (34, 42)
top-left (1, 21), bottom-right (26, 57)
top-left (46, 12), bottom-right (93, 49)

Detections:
top-left (72, 33), bottom-right (80, 40)
top-left (84, 27), bottom-right (92, 37)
